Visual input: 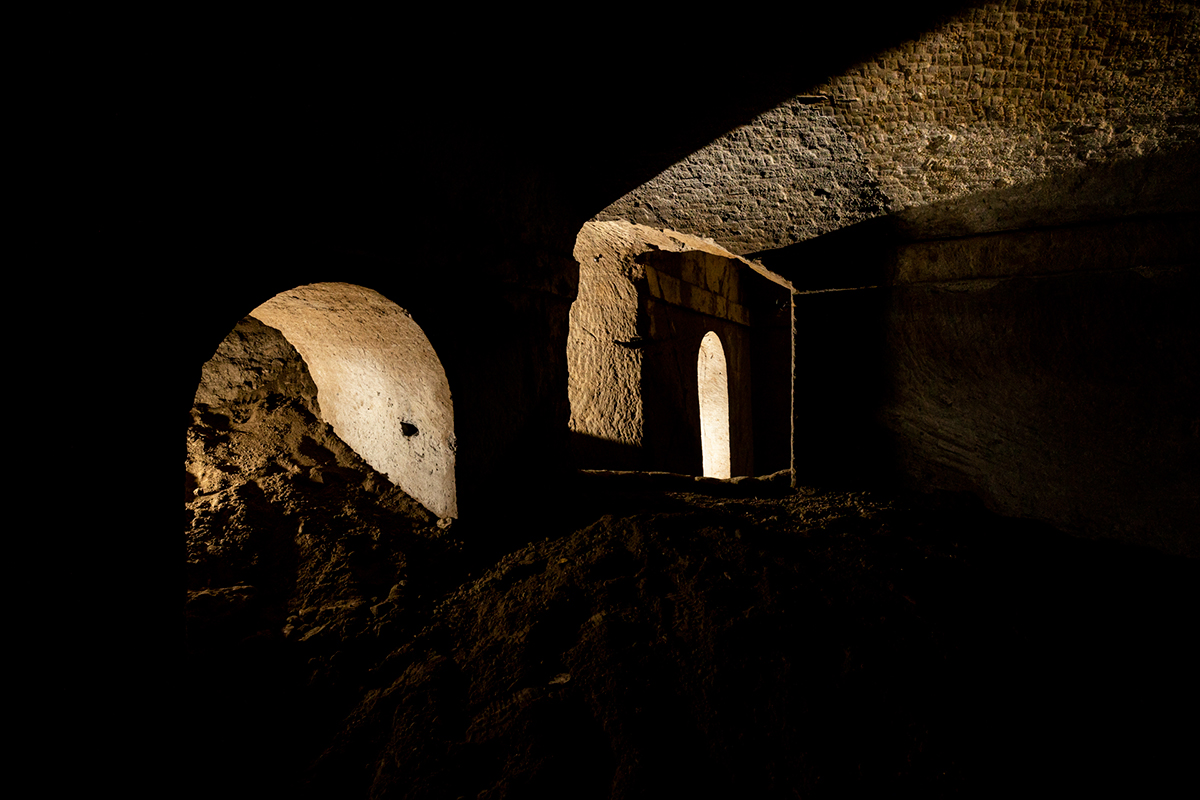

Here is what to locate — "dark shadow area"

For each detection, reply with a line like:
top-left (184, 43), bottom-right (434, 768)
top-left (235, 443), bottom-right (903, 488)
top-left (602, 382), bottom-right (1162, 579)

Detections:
top-left (749, 215), bottom-right (901, 291)
top-left (883, 260), bottom-right (1200, 554)
top-left (746, 270), bottom-right (796, 477)
top-left (749, 150), bottom-right (1199, 551)
top-left (893, 142), bottom-right (1200, 239)
top-left (751, 145), bottom-right (1200, 290)
top-left (791, 286), bottom-right (894, 488)
top-left (183, 238), bottom-right (1197, 798)
top-left (166, 4), bottom-right (980, 268)
top-left (186, 470), bottom-right (1200, 799)
top-left (569, 431), bottom-right (646, 473)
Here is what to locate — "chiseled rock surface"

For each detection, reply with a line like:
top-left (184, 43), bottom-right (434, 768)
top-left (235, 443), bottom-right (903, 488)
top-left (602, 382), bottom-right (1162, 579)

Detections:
top-left (568, 223), bottom-right (648, 468)
top-left (598, 1), bottom-right (1200, 250)
top-left (596, 97), bottom-right (886, 254)
top-left (881, 210), bottom-right (1199, 556)
top-left (192, 314), bottom-right (321, 414)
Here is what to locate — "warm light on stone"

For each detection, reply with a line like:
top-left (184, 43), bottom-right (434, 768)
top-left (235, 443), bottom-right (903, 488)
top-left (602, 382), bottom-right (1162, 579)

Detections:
top-left (251, 282), bottom-right (457, 519)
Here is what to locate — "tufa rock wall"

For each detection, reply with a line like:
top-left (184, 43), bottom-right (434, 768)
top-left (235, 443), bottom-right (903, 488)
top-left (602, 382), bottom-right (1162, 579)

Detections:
top-left (881, 214), bottom-right (1200, 556)
top-left (598, 0), bottom-right (1200, 252)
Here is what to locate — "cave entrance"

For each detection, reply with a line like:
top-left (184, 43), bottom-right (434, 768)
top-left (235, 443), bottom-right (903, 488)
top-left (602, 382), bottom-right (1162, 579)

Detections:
top-left (251, 282), bottom-right (457, 519)
top-left (698, 331), bottom-right (731, 479)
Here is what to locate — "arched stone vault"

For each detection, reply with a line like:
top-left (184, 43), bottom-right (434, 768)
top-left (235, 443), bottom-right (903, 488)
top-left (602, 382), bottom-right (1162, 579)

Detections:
top-left (251, 283), bottom-right (457, 519)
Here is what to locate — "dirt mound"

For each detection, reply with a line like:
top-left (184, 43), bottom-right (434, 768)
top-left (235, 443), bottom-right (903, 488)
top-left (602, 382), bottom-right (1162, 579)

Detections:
top-left (183, 318), bottom-right (1198, 799)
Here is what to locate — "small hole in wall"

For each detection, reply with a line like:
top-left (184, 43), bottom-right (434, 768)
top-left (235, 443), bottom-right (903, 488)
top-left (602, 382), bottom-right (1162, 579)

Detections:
top-left (401, 422), bottom-right (419, 437)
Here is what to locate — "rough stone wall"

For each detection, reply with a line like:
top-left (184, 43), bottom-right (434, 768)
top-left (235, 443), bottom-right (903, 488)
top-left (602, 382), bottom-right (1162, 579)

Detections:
top-left (568, 223), bottom-right (647, 469)
top-left (820, 0), bottom-right (1200, 220)
top-left (193, 315), bottom-right (320, 416)
top-left (881, 215), bottom-right (1199, 556)
top-left (188, 316), bottom-right (324, 500)
top-left (597, 0), bottom-right (1200, 252)
top-left (595, 99), bottom-right (887, 254)
top-left (790, 287), bottom-right (891, 487)
top-left (641, 245), bottom-right (751, 326)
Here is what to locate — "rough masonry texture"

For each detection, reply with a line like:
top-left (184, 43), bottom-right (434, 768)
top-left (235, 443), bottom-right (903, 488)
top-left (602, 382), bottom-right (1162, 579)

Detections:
top-left (598, 0), bottom-right (1200, 252)
top-left (595, 100), bottom-right (889, 254)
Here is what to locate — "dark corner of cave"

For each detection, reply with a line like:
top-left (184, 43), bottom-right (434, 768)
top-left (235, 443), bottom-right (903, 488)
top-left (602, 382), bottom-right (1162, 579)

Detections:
top-left (182, 6), bottom-right (1199, 798)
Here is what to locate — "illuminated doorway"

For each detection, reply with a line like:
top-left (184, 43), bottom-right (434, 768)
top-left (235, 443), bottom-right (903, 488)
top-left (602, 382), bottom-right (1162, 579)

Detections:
top-left (698, 331), bottom-right (730, 479)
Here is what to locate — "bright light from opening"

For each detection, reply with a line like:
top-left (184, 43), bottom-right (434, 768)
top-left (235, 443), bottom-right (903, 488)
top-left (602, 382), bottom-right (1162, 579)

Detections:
top-left (698, 331), bottom-right (730, 479)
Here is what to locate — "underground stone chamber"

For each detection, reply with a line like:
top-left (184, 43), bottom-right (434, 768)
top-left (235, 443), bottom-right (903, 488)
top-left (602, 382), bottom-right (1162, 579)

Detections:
top-left (179, 5), bottom-right (1199, 795)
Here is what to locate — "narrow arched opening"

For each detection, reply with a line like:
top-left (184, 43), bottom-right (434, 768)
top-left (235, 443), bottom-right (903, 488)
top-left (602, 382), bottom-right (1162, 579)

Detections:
top-left (247, 282), bottom-right (457, 518)
top-left (698, 331), bottom-right (731, 479)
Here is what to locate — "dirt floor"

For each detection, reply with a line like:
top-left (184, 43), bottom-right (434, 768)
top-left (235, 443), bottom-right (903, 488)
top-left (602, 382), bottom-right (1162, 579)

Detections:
top-left (184, 318), bottom-right (1198, 799)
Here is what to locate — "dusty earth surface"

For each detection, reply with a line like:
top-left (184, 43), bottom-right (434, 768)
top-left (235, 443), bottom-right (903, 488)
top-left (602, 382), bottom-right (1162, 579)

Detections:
top-left (185, 318), bottom-right (1197, 799)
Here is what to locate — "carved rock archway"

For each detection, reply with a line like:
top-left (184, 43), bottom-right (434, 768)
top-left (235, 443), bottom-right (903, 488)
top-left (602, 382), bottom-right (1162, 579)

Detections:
top-left (252, 282), bottom-right (457, 518)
